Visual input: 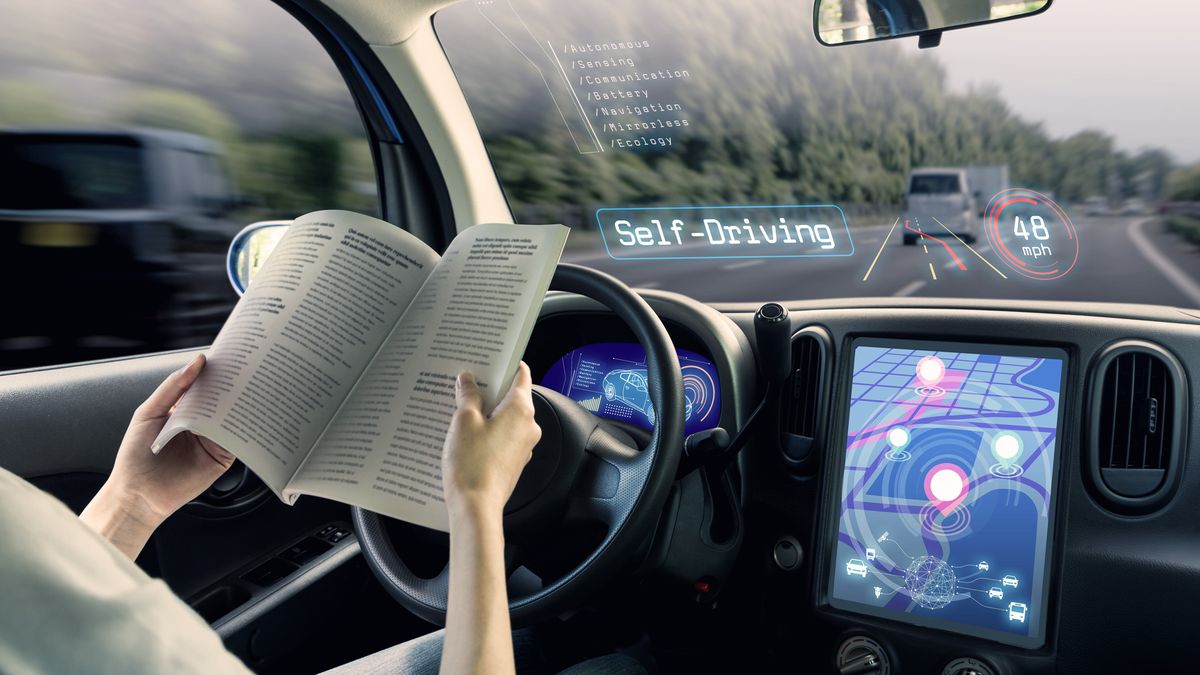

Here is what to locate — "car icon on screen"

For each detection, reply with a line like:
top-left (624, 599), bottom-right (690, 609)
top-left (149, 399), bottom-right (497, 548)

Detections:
top-left (978, 561), bottom-right (989, 571)
top-left (845, 559), bottom-right (869, 577)
top-left (1008, 602), bottom-right (1028, 622)
top-left (602, 368), bottom-right (693, 425)
top-left (1002, 575), bottom-right (1019, 588)
top-left (988, 587), bottom-right (1004, 599)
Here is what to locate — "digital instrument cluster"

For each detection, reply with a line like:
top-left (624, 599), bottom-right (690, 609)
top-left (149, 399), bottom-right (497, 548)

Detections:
top-left (540, 341), bottom-right (721, 435)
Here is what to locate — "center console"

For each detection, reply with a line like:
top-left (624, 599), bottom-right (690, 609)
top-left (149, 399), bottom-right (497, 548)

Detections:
top-left (822, 339), bottom-right (1067, 650)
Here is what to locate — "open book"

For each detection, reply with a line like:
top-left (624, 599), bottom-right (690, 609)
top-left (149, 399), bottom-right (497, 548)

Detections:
top-left (153, 210), bottom-right (568, 531)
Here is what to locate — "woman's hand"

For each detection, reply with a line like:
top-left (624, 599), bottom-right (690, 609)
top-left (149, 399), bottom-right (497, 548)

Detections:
top-left (440, 363), bottom-right (541, 675)
top-left (80, 354), bottom-right (235, 559)
top-left (441, 362), bottom-right (542, 520)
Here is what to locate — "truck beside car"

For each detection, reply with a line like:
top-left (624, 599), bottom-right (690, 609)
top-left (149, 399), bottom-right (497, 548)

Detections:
top-left (0, 128), bottom-right (244, 369)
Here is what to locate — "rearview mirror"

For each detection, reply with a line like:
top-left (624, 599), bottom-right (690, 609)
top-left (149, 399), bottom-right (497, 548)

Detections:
top-left (227, 221), bottom-right (289, 296)
top-left (815, 0), bottom-right (1051, 47)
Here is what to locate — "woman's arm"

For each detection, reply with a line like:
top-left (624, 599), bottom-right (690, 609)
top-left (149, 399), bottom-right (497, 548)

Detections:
top-left (80, 354), bottom-right (236, 559)
top-left (439, 363), bottom-right (541, 675)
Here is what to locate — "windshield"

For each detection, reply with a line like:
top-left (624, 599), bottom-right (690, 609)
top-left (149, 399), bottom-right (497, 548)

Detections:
top-left (0, 136), bottom-right (147, 209)
top-left (437, 0), bottom-right (1200, 309)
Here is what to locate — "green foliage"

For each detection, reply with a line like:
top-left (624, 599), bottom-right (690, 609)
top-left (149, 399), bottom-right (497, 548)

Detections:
top-left (1165, 215), bottom-right (1200, 245)
top-left (286, 135), bottom-right (343, 210)
top-left (0, 81), bottom-right (72, 126)
top-left (225, 134), bottom-right (363, 218)
top-left (1166, 165), bottom-right (1200, 202)
top-left (116, 88), bottom-right (236, 141)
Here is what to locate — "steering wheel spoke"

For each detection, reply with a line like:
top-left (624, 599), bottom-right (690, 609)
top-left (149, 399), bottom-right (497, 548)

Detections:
top-left (563, 424), bottom-right (650, 527)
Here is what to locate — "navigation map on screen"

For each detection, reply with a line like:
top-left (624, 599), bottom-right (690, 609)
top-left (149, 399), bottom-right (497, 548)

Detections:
top-left (829, 341), bottom-right (1064, 645)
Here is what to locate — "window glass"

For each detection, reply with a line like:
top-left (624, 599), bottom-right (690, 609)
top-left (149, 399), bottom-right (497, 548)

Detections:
top-left (910, 175), bottom-right (962, 196)
top-left (0, 0), bottom-right (378, 371)
top-left (437, 0), bottom-right (1200, 309)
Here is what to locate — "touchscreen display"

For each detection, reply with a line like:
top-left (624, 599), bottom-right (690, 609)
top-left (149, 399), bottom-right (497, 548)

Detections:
top-left (829, 340), bottom-right (1065, 647)
top-left (540, 342), bottom-right (720, 435)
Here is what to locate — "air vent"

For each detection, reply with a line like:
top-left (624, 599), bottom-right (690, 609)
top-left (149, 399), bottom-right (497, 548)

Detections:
top-left (779, 328), bottom-right (829, 465)
top-left (1088, 341), bottom-right (1188, 512)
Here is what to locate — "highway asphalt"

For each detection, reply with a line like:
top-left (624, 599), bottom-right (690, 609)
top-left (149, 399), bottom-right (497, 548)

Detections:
top-left (562, 216), bottom-right (1200, 309)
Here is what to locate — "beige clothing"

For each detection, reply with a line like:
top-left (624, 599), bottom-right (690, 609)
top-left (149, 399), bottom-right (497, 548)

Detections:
top-left (0, 468), bottom-right (252, 675)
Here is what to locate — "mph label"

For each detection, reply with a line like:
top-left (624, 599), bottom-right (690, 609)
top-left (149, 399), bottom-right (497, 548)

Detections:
top-left (595, 205), bottom-right (855, 260)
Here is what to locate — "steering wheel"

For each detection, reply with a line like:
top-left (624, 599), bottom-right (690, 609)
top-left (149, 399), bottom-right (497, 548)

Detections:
top-left (352, 264), bottom-right (685, 626)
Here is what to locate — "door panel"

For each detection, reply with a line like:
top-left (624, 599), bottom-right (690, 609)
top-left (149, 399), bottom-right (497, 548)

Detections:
top-left (0, 348), bottom-right (352, 592)
top-left (0, 350), bottom-right (428, 671)
top-left (0, 349), bottom-right (194, 478)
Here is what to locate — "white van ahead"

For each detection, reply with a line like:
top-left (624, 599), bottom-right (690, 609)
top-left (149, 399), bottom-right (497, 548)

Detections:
top-left (902, 167), bottom-right (980, 245)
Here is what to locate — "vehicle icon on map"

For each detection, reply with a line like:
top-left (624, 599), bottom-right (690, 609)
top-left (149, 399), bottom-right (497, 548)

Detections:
top-left (845, 559), bottom-right (869, 578)
top-left (603, 368), bottom-right (693, 424)
top-left (988, 587), bottom-right (1004, 599)
top-left (1002, 575), bottom-right (1019, 588)
top-left (978, 561), bottom-right (990, 571)
top-left (1008, 602), bottom-right (1028, 623)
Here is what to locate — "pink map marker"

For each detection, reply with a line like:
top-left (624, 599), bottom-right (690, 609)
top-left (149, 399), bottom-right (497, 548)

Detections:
top-left (924, 463), bottom-right (970, 516)
top-left (916, 355), bottom-right (946, 387)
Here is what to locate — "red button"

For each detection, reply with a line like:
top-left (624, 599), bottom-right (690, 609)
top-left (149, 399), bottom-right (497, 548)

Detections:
top-left (694, 581), bottom-right (712, 593)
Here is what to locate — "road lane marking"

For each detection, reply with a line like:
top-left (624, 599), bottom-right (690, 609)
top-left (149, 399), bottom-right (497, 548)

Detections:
top-left (931, 216), bottom-right (1008, 279)
top-left (1128, 217), bottom-right (1200, 306)
top-left (907, 220), bottom-right (967, 270)
top-left (862, 216), bottom-right (902, 282)
top-left (636, 281), bottom-right (662, 289)
top-left (721, 259), bottom-right (765, 271)
top-left (928, 263), bottom-right (938, 281)
top-left (895, 280), bottom-right (926, 297)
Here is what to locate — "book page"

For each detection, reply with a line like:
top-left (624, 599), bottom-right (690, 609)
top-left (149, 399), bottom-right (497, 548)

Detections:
top-left (288, 223), bottom-right (568, 529)
top-left (152, 210), bottom-right (440, 495)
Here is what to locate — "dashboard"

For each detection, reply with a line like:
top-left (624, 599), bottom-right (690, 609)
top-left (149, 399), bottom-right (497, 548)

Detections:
top-left (530, 292), bottom-right (1198, 674)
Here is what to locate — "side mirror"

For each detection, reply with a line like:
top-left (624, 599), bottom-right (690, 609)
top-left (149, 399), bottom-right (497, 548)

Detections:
top-left (227, 221), bottom-right (290, 296)
top-left (814, 0), bottom-right (1051, 48)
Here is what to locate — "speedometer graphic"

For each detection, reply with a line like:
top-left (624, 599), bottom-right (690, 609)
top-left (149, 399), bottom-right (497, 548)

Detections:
top-left (983, 188), bottom-right (1079, 281)
top-left (682, 364), bottom-right (718, 422)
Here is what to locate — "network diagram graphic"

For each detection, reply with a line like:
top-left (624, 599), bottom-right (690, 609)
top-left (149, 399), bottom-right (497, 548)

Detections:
top-left (831, 345), bottom-right (1063, 637)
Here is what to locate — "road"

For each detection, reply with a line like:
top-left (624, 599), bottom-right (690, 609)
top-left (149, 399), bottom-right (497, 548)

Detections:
top-left (562, 216), bottom-right (1200, 308)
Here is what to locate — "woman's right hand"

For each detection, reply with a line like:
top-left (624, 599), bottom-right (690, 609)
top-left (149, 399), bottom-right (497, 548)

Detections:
top-left (441, 362), bottom-right (542, 520)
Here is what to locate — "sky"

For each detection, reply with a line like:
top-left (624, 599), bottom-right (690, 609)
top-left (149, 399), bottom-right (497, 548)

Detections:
top-left (922, 0), bottom-right (1200, 162)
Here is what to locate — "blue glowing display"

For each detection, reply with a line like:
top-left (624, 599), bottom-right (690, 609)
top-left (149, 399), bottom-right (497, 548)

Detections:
top-left (829, 341), bottom-right (1065, 647)
top-left (540, 342), bottom-right (720, 435)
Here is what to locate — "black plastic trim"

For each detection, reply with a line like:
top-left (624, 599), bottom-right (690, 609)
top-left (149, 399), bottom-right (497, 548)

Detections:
top-left (779, 325), bottom-right (832, 472)
top-left (210, 524), bottom-right (360, 638)
top-left (1084, 340), bottom-right (1189, 514)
